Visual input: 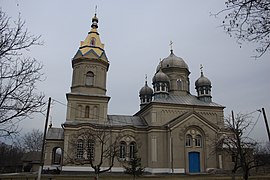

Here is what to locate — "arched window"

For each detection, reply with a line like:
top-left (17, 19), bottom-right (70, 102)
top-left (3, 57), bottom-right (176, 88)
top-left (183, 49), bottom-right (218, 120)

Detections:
top-left (90, 37), bottom-right (96, 46)
top-left (119, 141), bottom-right (127, 159)
top-left (129, 142), bottom-right (136, 159)
top-left (200, 88), bottom-right (204, 95)
top-left (177, 79), bottom-right (182, 90)
top-left (77, 105), bottom-right (82, 118)
top-left (161, 84), bottom-right (165, 91)
top-left (186, 134), bottom-right (192, 147)
top-left (157, 85), bottom-right (160, 91)
top-left (85, 106), bottom-right (90, 118)
top-left (87, 140), bottom-right (95, 160)
top-left (195, 135), bottom-right (202, 147)
top-left (76, 140), bottom-right (84, 159)
top-left (165, 84), bottom-right (169, 91)
top-left (86, 71), bottom-right (94, 86)
top-left (52, 147), bottom-right (62, 164)
top-left (93, 106), bottom-right (98, 119)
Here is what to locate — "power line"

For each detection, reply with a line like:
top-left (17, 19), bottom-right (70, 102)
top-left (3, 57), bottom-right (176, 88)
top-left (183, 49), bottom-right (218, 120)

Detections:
top-left (246, 111), bottom-right (262, 137)
top-left (51, 98), bottom-right (147, 127)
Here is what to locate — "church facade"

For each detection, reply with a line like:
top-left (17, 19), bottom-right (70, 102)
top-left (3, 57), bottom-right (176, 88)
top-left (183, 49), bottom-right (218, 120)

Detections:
top-left (44, 13), bottom-right (231, 174)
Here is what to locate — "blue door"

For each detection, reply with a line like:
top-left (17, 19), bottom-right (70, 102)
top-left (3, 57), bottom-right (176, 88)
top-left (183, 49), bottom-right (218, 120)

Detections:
top-left (189, 152), bottom-right (200, 173)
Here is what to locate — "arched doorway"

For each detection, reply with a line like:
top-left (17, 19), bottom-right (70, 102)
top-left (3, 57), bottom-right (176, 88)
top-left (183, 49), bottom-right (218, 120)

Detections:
top-left (189, 151), bottom-right (200, 173)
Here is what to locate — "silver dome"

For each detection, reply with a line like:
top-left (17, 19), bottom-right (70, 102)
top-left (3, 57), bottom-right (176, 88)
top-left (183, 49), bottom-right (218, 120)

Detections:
top-left (139, 82), bottom-right (153, 96)
top-left (152, 68), bottom-right (170, 83)
top-left (156, 50), bottom-right (189, 71)
top-left (195, 73), bottom-right (211, 87)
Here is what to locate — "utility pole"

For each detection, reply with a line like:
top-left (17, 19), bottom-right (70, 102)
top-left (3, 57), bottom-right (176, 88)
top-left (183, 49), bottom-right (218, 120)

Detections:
top-left (37, 97), bottom-right (51, 180)
top-left (262, 108), bottom-right (270, 142)
top-left (232, 110), bottom-right (235, 129)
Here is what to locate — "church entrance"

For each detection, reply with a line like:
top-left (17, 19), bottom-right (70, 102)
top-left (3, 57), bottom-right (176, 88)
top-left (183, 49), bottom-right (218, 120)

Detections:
top-left (188, 152), bottom-right (200, 173)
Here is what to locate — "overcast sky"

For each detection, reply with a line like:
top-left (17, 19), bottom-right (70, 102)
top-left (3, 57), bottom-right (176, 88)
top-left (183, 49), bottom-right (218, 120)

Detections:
top-left (1, 0), bottom-right (270, 143)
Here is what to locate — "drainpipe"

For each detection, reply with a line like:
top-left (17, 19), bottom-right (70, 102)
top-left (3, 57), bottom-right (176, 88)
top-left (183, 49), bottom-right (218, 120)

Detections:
top-left (170, 128), bottom-right (174, 173)
top-left (167, 125), bottom-right (174, 174)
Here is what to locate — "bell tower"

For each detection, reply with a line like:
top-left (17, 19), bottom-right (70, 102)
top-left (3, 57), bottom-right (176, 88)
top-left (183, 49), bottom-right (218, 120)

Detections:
top-left (66, 12), bottom-right (110, 123)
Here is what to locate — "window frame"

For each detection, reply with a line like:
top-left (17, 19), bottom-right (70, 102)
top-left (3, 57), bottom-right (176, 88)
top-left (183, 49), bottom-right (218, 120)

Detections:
top-left (85, 106), bottom-right (90, 118)
top-left (195, 134), bottom-right (202, 147)
top-left (86, 71), bottom-right (94, 86)
top-left (76, 140), bottom-right (84, 159)
top-left (129, 142), bottom-right (136, 159)
top-left (119, 141), bottom-right (127, 159)
top-left (87, 140), bottom-right (95, 160)
top-left (185, 134), bottom-right (192, 147)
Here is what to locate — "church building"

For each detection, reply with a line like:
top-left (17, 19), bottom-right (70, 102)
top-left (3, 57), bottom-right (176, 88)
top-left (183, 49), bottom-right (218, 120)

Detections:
top-left (44, 13), bottom-right (230, 174)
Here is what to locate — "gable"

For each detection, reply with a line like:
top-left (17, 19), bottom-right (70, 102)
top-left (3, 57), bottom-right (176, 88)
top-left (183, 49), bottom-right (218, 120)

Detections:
top-left (100, 51), bottom-right (108, 61)
top-left (165, 111), bottom-right (220, 133)
top-left (73, 50), bottom-right (83, 59)
top-left (83, 49), bottom-right (100, 58)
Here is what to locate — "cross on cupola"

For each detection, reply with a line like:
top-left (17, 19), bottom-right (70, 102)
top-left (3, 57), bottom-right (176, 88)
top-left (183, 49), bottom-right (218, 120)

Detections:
top-left (139, 74), bottom-right (153, 109)
top-left (91, 6), bottom-right (99, 29)
top-left (195, 64), bottom-right (212, 102)
top-left (200, 64), bottom-right (204, 75)
top-left (169, 40), bottom-right (173, 52)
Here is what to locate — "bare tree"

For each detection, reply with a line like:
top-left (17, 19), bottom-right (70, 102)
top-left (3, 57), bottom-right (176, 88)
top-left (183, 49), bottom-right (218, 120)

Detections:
top-left (19, 129), bottom-right (43, 152)
top-left (215, 0), bottom-right (270, 58)
top-left (0, 10), bottom-right (45, 137)
top-left (0, 142), bottom-right (24, 173)
top-left (218, 112), bottom-right (265, 180)
top-left (66, 127), bottom-right (119, 180)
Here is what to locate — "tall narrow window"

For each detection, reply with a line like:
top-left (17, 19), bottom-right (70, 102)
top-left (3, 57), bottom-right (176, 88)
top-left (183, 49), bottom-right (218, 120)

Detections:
top-left (86, 71), bottom-right (94, 86)
top-left (76, 140), bottom-right (84, 159)
top-left (85, 106), bottom-right (90, 118)
top-left (129, 142), bottom-right (136, 159)
top-left (90, 37), bottom-right (96, 46)
top-left (195, 135), bottom-right (202, 147)
top-left (161, 84), bottom-right (165, 91)
top-left (201, 89), bottom-right (204, 95)
top-left (177, 79), bottom-right (182, 90)
top-left (87, 140), bottom-right (95, 160)
top-left (93, 106), bottom-right (98, 120)
top-left (119, 141), bottom-right (127, 159)
top-left (186, 134), bottom-right (192, 147)
top-left (77, 105), bottom-right (82, 118)
top-left (52, 147), bottom-right (62, 164)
